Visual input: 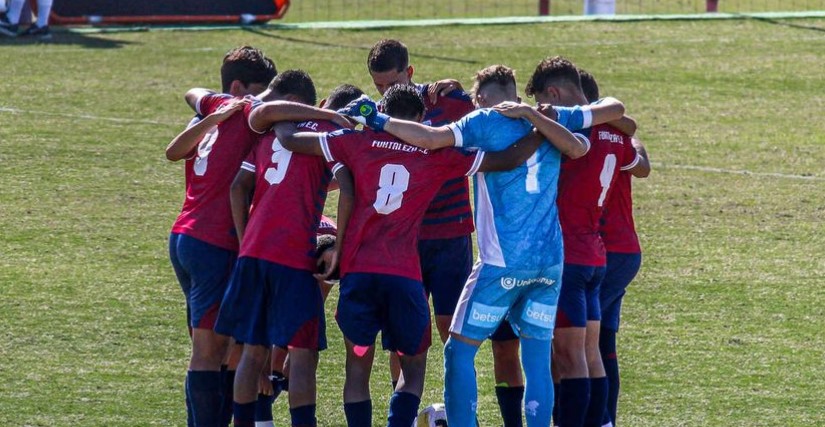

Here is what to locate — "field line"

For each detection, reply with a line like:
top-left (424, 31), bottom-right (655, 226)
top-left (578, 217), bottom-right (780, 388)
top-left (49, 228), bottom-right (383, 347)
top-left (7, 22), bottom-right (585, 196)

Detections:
top-left (0, 106), bottom-right (179, 126)
top-left (654, 162), bottom-right (825, 182)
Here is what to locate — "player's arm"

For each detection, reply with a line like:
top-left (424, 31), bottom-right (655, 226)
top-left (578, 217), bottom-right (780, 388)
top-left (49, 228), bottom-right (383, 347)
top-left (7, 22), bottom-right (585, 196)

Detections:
top-left (340, 96), bottom-right (455, 150)
top-left (272, 122), bottom-right (325, 157)
top-left (184, 88), bottom-right (215, 113)
top-left (495, 102), bottom-right (589, 159)
top-left (248, 101), bottom-right (349, 134)
top-left (230, 168), bottom-right (255, 245)
top-left (476, 131), bottom-right (545, 172)
top-left (317, 164), bottom-right (353, 280)
top-left (627, 137), bottom-right (651, 178)
top-left (610, 114), bottom-right (637, 137)
top-left (165, 98), bottom-right (250, 161)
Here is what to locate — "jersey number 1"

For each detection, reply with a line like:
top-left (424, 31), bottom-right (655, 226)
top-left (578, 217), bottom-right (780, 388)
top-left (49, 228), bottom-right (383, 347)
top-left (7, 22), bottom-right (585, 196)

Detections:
top-left (598, 154), bottom-right (617, 207)
top-left (374, 164), bottom-right (410, 215)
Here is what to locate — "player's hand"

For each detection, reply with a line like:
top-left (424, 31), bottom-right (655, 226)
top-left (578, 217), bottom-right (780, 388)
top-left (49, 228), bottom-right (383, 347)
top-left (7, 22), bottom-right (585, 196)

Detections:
top-left (493, 101), bottom-right (534, 118)
top-left (314, 248), bottom-right (339, 281)
top-left (259, 368), bottom-right (274, 396)
top-left (209, 98), bottom-right (251, 123)
top-left (330, 112), bottom-right (354, 129)
top-left (536, 103), bottom-right (559, 122)
top-left (428, 79), bottom-right (464, 104)
top-left (338, 95), bottom-right (389, 131)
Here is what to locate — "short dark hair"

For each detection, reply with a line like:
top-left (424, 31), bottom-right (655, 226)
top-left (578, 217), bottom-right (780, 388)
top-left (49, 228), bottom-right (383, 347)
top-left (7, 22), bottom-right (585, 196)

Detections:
top-left (525, 56), bottom-right (581, 97)
top-left (325, 84), bottom-right (365, 111)
top-left (578, 69), bottom-right (600, 103)
top-left (472, 64), bottom-right (516, 97)
top-left (220, 46), bottom-right (277, 93)
top-left (268, 69), bottom-right (317, 106)
top-left (381, 84), bottom-right (424, 121)
top-left (367, 39), bottom-right (409, 73)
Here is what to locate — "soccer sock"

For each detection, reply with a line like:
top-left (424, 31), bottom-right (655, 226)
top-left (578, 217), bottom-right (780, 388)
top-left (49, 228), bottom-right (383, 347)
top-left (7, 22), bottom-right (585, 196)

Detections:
top-left (270, 370), bottom-right (287, 397)
top-left (599, 328), bottom-right (619, 425)
top-left (233, 401), bottom-right (256, 427)
top-left (559, 378), bottom-right (591, 427)
top-left (343, 400), bottom-right (372, 427)
top-left (35, 0), bottom-right (52, 27)
top-left (387, 391), bottom-right (420, 427)
top-left (7, 0), bottom-right (24, 24)
top-left (584, 377), bottom-right (608, 427)
top-left (552, 382), bottom-right (560, 426)
top-left (289, 404), bottom-right (317, 427)
top-left (444, 337), bottom-right (480, 427)
top-left (520, 337), bottom-right (553, 427)
top-left (495, 385), bottom-right (524, 427)
top-left (184, 373), bottom-right (195, 427)
top-left (221, 367), bottom-right (236, 427)
top-left (187, 370), bottom-right (223, 427)
top-left (254, 393), bottom-right (275, 424)
top-left (391, 380), bottom-right (398, 390)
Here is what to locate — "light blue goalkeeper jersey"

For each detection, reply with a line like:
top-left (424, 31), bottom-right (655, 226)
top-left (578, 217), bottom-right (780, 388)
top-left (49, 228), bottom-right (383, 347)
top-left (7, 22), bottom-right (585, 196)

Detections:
top-left (446, 107), bottom-right (587, 270)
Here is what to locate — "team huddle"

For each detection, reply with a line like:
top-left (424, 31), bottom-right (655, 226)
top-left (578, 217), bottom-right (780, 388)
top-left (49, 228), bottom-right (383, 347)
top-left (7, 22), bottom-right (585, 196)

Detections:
top-left (166, 39), bottom-right (650, 427)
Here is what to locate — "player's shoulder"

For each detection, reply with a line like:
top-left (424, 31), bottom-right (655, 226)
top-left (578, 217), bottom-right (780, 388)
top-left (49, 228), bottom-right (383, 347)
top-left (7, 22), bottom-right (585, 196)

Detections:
top-left (297, 119), bottom-right (341, 133)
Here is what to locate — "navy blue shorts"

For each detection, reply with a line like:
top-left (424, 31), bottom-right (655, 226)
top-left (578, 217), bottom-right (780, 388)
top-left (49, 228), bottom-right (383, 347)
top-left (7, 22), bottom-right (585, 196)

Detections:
top-left (556, 263), bottom-right (606, 328)
top-left (418, 235), bottom-right (473, 316)
top-left (336, 272), bottom-right (432, 356)
top-left (214, 257), bottom-right (326, 350)
top-left (169, 233), bottom-right (237, 330)
top-left (600, 252), bottom-right (642, 332)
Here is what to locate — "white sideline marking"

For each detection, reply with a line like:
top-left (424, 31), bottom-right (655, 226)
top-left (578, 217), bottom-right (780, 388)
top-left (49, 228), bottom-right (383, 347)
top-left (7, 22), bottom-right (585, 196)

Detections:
top-left (0, 106), bottom-right (179, 126)
top-left (654, 162), bottom-right (825, 182)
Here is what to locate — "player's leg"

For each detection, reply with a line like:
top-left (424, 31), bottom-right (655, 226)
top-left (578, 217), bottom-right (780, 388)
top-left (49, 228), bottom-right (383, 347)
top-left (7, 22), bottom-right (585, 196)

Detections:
top-left (233, 344), bottom-right (270, 427)
top-left (508, 265), bottom-right (562, 427)
top-left (490, 323), bottom-right (525, 427)
top-left (382, 274), bottom-right (432, 427)
top-left (337, 273), bottom-right (382, 427)
top-left (0, 0), bottom-right (23, 34)
top-left (554, 264), bottom-right (593, 427)
top-left (584, 267), bottom-right (608, 427)
top-left (599, 252), bottom-right (641, 425)
top-left (422, 235), bottom-right (474, 344)
top-left (169, 233), bottom-right (196, 426)
top-left (173, 233), bottom-right (236, 426)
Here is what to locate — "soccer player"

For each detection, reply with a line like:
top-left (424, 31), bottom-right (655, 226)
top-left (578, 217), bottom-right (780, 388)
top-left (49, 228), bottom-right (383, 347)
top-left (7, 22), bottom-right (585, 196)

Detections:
top-left (579, 70), bottom-right (651, 426)
top-left (275, 84), bottom-right (557, 427)
top-left (340, 69), bottom-right (591, 427)
top-left (167, 46), bottom-right (276, 427)
top-left (212, 70), bottom-right (353, 427)
top-left (525, 57), bottom-right (643, 427)
top-left (0, 0), bottom-right (53, 38)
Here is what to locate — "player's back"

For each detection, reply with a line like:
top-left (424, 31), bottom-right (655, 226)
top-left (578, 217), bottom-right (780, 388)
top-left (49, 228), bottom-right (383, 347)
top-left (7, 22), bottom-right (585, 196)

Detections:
top-left (240, 120), bottom-right (338, 271)
top-left (320, 127), bottom-right (481, 280)
top-left (558, 123), bottom-right (637, 265)
top-left (171, 94), bottom-right (258, 251)
top-left (448, 108), bottom-right (564, 270)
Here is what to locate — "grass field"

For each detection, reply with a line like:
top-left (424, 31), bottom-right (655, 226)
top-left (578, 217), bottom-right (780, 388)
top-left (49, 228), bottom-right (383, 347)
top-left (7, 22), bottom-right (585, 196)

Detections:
top-left (2, 15), bottom-right (825, 427)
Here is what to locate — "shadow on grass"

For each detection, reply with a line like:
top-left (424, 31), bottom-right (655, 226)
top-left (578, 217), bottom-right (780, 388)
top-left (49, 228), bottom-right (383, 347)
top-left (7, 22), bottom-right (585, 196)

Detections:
top-left (0, 30), bottom-right (137, 48)
top-left (241, 27), bottom-right (481, 65)
top-left (750, 16), bottom-right (825, 33)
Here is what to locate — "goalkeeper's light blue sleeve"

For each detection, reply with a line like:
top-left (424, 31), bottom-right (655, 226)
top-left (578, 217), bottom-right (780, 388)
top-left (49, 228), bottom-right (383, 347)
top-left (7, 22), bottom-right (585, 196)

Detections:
top-left (553, 105), bottom-right (593, 132)
top-left (447, 108), bottom-right (534, 151)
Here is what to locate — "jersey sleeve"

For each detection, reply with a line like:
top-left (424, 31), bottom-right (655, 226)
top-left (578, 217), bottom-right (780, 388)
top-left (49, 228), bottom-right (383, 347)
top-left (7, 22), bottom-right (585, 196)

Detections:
top-left (620, 137), bottom-right (641, 171)
top-left (240, 150), bottom-right (256, 173)
top-left (554, 105), bottom-right (593, 131)
top-left (195, 93), bottom-right (232, 116)
top-left (447, 109), bottom-right (532, 151)
top-left (319, 129), bottom-right (358, 164)
top-left (245, 98), bottom-right (267, 134)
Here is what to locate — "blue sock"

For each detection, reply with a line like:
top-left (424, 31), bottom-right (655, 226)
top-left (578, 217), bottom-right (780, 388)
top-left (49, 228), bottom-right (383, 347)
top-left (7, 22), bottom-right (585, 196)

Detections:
top-left (520, 337), bottom-right (553, 427)
top-left (233, 401), bottom-right (256, 427)
top-left (184, 373), bottom-right (194, 427)
top-left (388, 391), bottom-right (420, 427)
top-left (255, 393), bottom-right (275, 423)
top-left (444, 337), bottom-right (480, 427)
top-left (220, 367), bottom-right (235, 427)
top-left (559, 378), bottom-right (590, 427)
top-left (584, 377), bottom-right (608, 427)
top-left (599, 328), bottom-right (619, 425)
top-left (188, 370), bottom-right (223, 427)
top-left (495, 385), bottom-right (524, 427)
top-left (290, 404), bottom-right (317, 426)
top-left (344, 400), bottom-right (371, 427)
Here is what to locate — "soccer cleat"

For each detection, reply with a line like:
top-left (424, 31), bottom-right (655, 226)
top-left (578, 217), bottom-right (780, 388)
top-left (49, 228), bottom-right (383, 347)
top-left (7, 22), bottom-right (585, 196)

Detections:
top-left (0, 22), bottom-right (18, 37)
top-left (19, 24), bottom-right (52, 40)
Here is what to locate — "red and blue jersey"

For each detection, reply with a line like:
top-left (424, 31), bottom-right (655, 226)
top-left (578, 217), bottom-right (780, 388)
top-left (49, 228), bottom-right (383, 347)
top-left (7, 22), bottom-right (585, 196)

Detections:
top-left (415, 83), bottom-right (476, 240)
top-left (171, 93), bottom-right (258, 251)
top-left (239, 120), bottom-right (338, 271)
top-left (319, 128), bottom-right (484, 281)
top-left (558, 123), bottom-right (639, 266)
top-left (600, 162), bottom-right (642, 254)
top-left (318, 215), bottom-right (337, 237)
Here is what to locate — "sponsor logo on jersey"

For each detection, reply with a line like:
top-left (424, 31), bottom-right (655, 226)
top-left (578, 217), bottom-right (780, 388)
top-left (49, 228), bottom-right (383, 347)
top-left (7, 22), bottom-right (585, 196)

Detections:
top-left (500, 276), bottom-right (556, 290)
top-left (521, 300), bottom-right (557, 329)
top-left (467, 302), bottom-right (508, 328)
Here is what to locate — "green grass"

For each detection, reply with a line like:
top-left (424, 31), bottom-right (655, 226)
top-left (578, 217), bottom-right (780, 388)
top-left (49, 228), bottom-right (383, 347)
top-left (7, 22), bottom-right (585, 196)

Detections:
top-left (2, 16), bottom-right (825, 427)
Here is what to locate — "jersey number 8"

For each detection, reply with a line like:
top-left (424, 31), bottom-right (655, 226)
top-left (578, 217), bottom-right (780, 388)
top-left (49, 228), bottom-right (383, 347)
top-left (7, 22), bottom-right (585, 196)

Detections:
top-left (374, 164), bottom-right (410, 215)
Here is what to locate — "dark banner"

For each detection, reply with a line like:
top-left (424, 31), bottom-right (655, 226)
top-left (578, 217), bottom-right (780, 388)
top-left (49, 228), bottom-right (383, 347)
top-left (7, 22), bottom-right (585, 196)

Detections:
top-left (53, 0), bottom-right (278, 18)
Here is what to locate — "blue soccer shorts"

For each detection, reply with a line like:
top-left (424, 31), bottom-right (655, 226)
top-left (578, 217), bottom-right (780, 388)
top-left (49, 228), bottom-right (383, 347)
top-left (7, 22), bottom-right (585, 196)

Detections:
top-left (556, 263), bottom-right (606, 328)
top-left (418, 235), bottom-right (473, 316)
top-left (214, 257), bottom-right (326, 350)
top-left (449, 262), bottom-right (562, 342)
top-left (600, 252), bottom-right (642, 332)
top-left (169, 233), bottom-right (237, 330)
top-left (336, 272), bottom-right (432, 356)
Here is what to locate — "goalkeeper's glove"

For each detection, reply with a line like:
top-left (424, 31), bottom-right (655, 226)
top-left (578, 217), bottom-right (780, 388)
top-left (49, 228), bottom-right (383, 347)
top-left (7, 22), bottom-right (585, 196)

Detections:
top-left (338, 95), bottom-right (389, 131)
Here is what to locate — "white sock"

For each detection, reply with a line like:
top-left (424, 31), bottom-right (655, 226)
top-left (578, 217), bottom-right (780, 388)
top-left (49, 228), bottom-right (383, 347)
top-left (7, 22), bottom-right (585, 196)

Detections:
top-left (6, 0), bottom-right (24, 24)
top-left (36, 0), bottom-right (51, 27)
